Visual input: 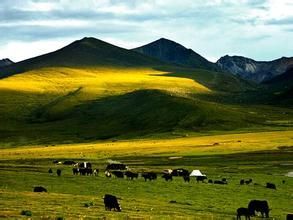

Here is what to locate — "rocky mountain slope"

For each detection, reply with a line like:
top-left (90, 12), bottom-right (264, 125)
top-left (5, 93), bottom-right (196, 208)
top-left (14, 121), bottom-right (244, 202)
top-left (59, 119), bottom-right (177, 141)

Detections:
top-left (216, 55), bottom-right (293, 83)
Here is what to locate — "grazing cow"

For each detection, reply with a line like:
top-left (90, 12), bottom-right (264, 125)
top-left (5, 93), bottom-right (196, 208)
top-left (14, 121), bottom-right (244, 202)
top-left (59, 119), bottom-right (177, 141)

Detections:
top-left (79, 168), bottom-right (86, 176)
top-left (171, 169), bottom-right (189, 177)
top-left (248, 200), bottom-right (270, 218)
top-left (287, 214), bottom-right (293, 220)
top-left (142, 172), bottom-right (157, 181)
top-left (208, 179), bottom-right (213, 184)
top-left (236, 207), bottom-right (250, 220)
top-left (76, 162), bottom-right (92, 169)
top-left (266, 182), bottom-right (276, 190)
top-left (33, 186), bottom-right (47, 192)
top-left (86, 168), bottom-right (93, 175)
top-left (103, 194), bottom-right (121, 212)
top-left (112, 171), bottom-right (124, 178)
top-left (72, 168), bottom-right (79, 175)
top-left (240, 179), bottom-right (245, 185)
top-left (93, 169), bottom-right (99, 176)
top-left (214, 180), bottom-right (227, 185)
top-left (162, 173), bottom-right (173, 181)
top-left (125, 171), bottom-right (138, 180)
top-left (183, 175), bottom-right (190, 182)
top-left (63, 160), bottom-right (76, 165)
top-left (57, 169), bottom-right (62, 176)
top-left (106, 163), bottom-right (127, 170)
top-left (48, 168), bottom-right (53, 174)
top-left (245, 179), bottom-right (253, 185)
top-left (196, 176), bottom-right (207, 183)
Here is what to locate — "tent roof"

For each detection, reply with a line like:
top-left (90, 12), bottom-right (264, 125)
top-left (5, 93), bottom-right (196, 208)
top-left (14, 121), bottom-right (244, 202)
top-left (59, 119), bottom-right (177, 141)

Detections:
top-left (189, 170), bottom-right (206, 177)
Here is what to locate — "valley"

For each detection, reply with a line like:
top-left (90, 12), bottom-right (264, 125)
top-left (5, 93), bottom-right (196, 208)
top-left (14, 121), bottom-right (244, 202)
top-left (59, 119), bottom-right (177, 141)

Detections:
top-left (0, 37), bottom-right (292, 219)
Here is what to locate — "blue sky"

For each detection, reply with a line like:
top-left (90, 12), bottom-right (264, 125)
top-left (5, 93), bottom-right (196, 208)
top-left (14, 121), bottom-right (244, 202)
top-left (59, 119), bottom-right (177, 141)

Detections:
top-left (0, 0), bottom-right (292, 62)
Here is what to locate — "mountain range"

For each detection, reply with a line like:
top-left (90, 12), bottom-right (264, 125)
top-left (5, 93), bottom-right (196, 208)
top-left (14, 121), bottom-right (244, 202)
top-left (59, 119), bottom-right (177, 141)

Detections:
top-left (0, 37), bottom-right (292, 145)
top-left (0, 37), bottom-right (163, 79)
top-left (217, 55), bottom-right (293, 83)
top-left (133, 38), bottom-right (292, 84)
top-left (1, 37), bottom-right (292, 84)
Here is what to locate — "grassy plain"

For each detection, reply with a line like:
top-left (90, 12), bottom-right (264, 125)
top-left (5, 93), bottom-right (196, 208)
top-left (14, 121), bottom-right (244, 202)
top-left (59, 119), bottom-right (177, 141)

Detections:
top-left (0, 56), bottom-right (292, 219)
top-left (0, 131), bottom-right (293, 219)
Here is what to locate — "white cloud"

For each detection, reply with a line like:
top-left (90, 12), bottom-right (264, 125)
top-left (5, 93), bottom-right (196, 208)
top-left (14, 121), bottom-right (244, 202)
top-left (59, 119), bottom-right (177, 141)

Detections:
top-left (0, 19), bottom-right (90, 27)
top-left (23, 1), bottom-right (58, 12)
top-left (0, 0), bottom-right (292, 62)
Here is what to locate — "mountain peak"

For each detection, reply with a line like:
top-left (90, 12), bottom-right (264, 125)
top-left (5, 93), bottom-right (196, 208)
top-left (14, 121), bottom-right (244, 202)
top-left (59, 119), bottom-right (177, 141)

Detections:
top-left (132, 39), bottom-right (218, 70)
top-left (0, 58), bottom-right (14, 67)
top-left (146, 38), bottom-right (187, 50)
top-left (67, 37), bottom-right (110, 49)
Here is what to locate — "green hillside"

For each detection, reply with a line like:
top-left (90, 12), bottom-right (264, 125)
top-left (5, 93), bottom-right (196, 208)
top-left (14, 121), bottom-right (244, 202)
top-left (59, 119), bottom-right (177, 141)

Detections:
top-left (0, 38), bottom-right (292, 146)
top-left (262, 67), bottom-right (293, 105)
top-left (0, 37), bottom-right (162, 78)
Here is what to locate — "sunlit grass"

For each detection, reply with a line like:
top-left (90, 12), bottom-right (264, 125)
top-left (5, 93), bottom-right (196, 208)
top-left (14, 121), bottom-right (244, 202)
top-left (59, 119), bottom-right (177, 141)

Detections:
top-left (1, 130), bottom-right (292, 160)
top-left (0, 67), bottom-right (210, 126)
top-left (0, 130), bottom-right (292, 219)
top-left (0, 67), bottom-right (210, 95)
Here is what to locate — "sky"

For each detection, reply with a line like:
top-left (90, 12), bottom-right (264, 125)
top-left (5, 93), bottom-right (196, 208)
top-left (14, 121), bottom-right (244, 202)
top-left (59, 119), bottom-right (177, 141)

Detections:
top-left (0, 0), bottom-right (292, 62)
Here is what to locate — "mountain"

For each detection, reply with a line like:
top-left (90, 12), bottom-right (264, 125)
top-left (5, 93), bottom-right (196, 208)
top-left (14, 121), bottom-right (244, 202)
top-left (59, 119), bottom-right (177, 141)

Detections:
top-left (0, 37), bottom-right (291, 146)
top-left (0, 58), bottom-right (14, 67)
top-left (263, 66), bottom-right (293, 104)
top-left (265, 66), bottom-right (293, 85)
top-left (0, 37), bottom-right (162, 78)
top-left (216, 55), bottom-right (293, 83)
top-left (132, 38), bottom-right (218, 71)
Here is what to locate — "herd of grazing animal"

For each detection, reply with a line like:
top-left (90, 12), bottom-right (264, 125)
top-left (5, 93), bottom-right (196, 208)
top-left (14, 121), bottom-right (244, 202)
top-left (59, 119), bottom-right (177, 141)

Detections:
top-left (43, 161), bottom-right (290, 218)
top-left (48, 162), bottom-right (284, 191)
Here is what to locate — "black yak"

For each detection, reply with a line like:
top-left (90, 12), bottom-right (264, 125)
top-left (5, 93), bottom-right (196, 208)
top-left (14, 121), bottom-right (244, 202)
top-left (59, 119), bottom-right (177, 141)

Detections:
top-left (104, 194), bottom-right (121, 212)
top-left (56, 169), bottom-right (62, 176)
top-left (125, 171), bottom-right (138, 180)
top-left (142, 172), bottom-right (157, 181)
top-left (266, 182), bottom-right (276, 190)
top-left (236, 207), bottom-right (250, 220)
top-left (248, 200), bottom-right (270, 218)
top-left (33, 186), bottom-right (47, 192)
top-left (162, 173), bottom-right (173, 181)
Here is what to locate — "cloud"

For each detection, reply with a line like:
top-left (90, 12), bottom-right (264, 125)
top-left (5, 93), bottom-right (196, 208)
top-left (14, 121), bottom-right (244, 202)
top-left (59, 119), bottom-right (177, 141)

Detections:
top-left (0, 0), bottom-right (292, 62)
top-left (266, 17), bottom-right (293, 25)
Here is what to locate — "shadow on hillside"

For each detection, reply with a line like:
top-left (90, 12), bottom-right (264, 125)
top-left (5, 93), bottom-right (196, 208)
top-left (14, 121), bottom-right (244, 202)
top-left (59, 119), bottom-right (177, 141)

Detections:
top-left (151, 66), bottom-right (283, 105)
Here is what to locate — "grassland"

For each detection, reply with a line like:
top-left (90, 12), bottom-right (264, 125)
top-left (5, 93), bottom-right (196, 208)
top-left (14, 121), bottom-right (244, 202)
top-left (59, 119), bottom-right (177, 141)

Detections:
top-left (0, 131), bottom-right (293, 219)
top-left (0, 41), bottom-right (293, 219)
top-left (0, 66), bottom-right (292, 147)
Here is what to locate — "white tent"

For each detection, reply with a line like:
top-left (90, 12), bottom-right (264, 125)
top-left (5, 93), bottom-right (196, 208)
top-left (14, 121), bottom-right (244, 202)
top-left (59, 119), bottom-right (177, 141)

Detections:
top-left (189, 170), bottom-right (206, 177)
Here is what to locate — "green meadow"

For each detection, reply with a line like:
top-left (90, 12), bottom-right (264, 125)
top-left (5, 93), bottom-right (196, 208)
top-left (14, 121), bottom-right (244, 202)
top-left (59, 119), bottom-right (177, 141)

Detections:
top-left (0, 131), bottom-right (292, 219)
top-left (0, 38), bottom-right (292, 219)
